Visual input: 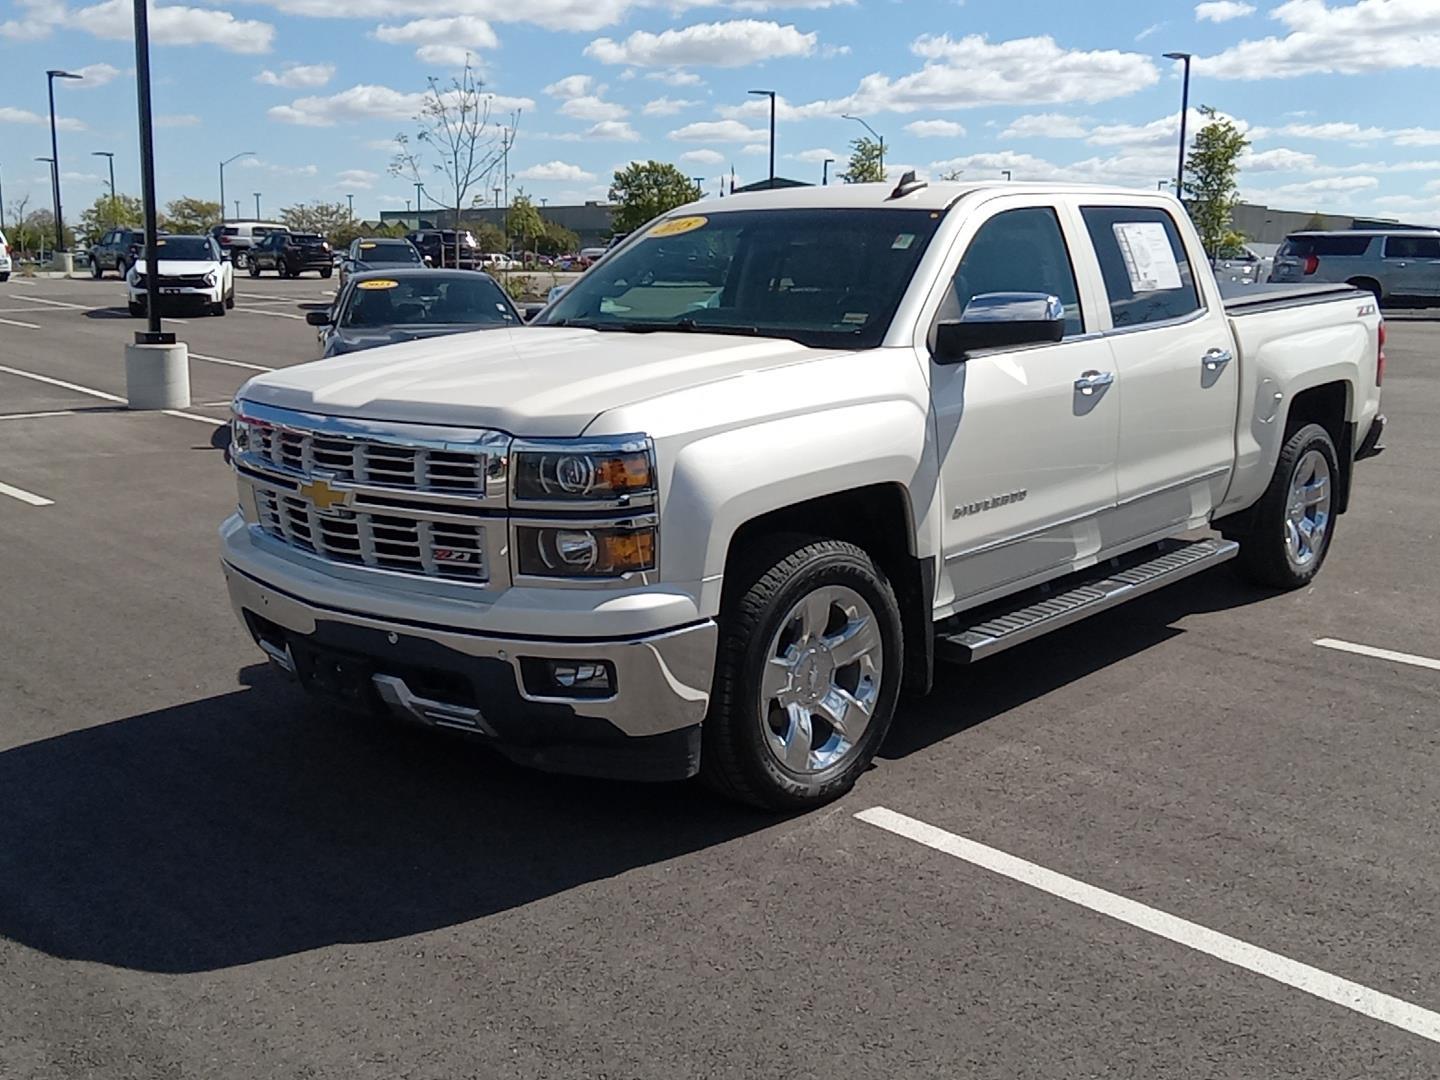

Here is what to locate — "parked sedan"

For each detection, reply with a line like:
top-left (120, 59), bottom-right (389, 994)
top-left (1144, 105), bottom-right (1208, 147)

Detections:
top-left (339, 237), bottom-right (423, 289)
top-left (306, 268), bottom-right (521, 357)
top-left (248, 231), bottom-right (333, 278)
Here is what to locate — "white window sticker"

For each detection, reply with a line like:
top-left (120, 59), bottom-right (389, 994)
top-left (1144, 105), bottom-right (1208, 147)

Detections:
top-left (892, 233), bottom-right (915, 250)
top-left (1112, 222), bottom-right (1182, 292)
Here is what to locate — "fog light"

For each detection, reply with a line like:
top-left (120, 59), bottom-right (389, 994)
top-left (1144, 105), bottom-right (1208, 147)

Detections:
top-left (553, 662), bottom-right (610, 690)
top-left (520, 657), bottom-right (616, 699)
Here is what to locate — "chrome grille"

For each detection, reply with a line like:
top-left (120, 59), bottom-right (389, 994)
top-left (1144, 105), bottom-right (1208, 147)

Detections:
top-left (253, 484), bottom-right (487, 581)
top-left (253, 425), bottom-right (490, 494)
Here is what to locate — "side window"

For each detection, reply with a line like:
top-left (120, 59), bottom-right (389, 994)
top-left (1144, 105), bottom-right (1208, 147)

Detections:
top-left (1385, 235), bottom-right (1440, 259)
top-left (937, 206), bottom-right (1084, 339)
top-left (1081, 206), bottom-right (1202, 329)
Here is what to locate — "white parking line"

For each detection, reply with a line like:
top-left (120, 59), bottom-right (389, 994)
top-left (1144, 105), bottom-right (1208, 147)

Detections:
top-left (0, 480), bottom-right (53, 507)
top-left (1314, 639), bottom-right (1440, 672)
top-left (0, 364), bottom-right (126, 403)
top-left (189, 352), bottom-right (274, 372)
top-left (21, 295), bottom-right (89, 311)
top-left (856, 806), bottom-right (1440, 1046)
top-left (163, 410), bottom-right (226, 426)
top-left (0, 316), bottom-right (40, 329)
top-left (0, 410), bottom-right (77, 422)
top-left (234, 305), bottom-right (304, 321)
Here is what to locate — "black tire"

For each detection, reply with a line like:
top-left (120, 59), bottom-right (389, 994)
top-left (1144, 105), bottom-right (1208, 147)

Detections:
top-left (320, 267), bottom-right (333, 279)
top-left (1231, 422), bottom-right (1340, 589)
top-left (249, 260), bottom-right (261, 278)
top-left (224, 285), bottom-right (235, 309)
top-left (210, 300), bottom-right (226, 317)
top-left (0, 273), bottom-right (9, 283)
top-left (128, 300), bottom-right (144, 318)
top-left (91, 257), bottom-right (103, 280)
top-left (1348, 277), bottom-right (1383, 304)
top-left (701, 536), bottom-right (903, 810)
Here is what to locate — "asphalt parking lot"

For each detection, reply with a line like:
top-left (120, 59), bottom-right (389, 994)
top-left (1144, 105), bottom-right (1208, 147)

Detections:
top-left (2, 273), bottom-right (1439, 1078)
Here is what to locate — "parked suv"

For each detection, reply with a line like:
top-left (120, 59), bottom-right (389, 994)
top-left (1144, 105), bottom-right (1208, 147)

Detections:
top-left (0, 229), bottom-right (11, 282)
top-left (1270, 229), bottom-right (1440, 304)
top-left (211, 221), bottom-right (289, 269)
top-left (248, 231), bottom-right (333, 278)
top-left (406, 229), bottom-right (479, 269)
top-left (89, 227), bottom-right (154, 279)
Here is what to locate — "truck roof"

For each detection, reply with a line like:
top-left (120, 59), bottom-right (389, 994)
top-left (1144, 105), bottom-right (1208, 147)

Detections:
top-left (689, 180), bottom-right (1173, 213)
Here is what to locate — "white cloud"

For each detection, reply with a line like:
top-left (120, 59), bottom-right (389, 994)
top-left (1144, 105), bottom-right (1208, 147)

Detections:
top-left (240, 158), bottom-right (321, 177)
top-left (1240, 147), bottom-right (1319, 171)
top-left (1197, 0), bottom-right (1440, 79)
top-left (255, 63), bottom-right (335, 88)
top-left (788, 147), bottom-right (837, 163)
top-left (905, 119), bottom-right (967, 138)
top-left (156, 113), bottom-right (201, 127)
top-left (68, 62), bottom-right (122, 87)
top-left (0, 105), bottom-right (85, 131)
top-left (559, 95), bottom-right (628, 121)
top-left (1266, 120), bottom-right (1440, 147)
top-left (564, 120), bottom-right (639, 141)
top-left (645, 68), bottom-right (704, 87)
top-left (242, 0), bottom-right (631, 33)
top-left (544, 74), bottom-right (595, 99)
top-left (74, 0), bottom-right (276, 53)
top-left (669, 119), bottom-right (767, 142)
top-left (269, 83), bottom-right (533, 126)
top-left (741, 143), bottom-right (768, 155)
top-left (999, 113), bottom-right (1089, 139)
top-left (414, 44), bottom-right (476, 66)
top-left (643, 96), bottom-right (700, 116)
top-left (586, 20), bottom-right (816, 67)
top-left (1244, 175), bottom-right (1381, 205)
top-left (1195, 1), bottom-right (1255, 22)
top-left (374, 16), bottom-right (496, 66)
top-left (516, 160), bottom-right (596, 181)
top-left (1135, 22), bottom-right (1165, 41)
top-left (680, 148), bottom-right (725, 165)
top-left (335, 168), bottom-right (380, 189)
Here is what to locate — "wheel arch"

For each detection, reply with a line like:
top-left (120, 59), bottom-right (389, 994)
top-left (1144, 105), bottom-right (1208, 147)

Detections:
top-left (1285, 380), bottom-right (1353, 513)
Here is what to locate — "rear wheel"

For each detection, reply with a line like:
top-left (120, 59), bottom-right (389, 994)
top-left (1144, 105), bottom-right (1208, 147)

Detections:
top-left (701, 536), bottom-right (903, 810)
top-left (1232, 423), bottom-right (1339, 589)
top-left (1348, 277), bottom-right (1383, 304)
top-left (320, 266), bottom-right (332, 279)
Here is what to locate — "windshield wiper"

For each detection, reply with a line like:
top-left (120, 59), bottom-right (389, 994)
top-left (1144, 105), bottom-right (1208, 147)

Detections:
top-left (545, 318), bottom-right (629, 331)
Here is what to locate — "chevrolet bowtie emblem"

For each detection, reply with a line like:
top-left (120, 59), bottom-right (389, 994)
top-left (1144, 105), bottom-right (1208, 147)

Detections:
top-left (298, 477), bottom-right (351, 512)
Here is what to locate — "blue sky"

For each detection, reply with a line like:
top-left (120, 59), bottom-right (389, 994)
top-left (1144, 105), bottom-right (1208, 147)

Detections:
top-left (3, 0), bottom-right (1440, 225)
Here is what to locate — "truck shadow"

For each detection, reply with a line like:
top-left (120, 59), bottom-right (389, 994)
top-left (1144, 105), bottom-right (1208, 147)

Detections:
top-left (0, 664), bottom-right (761, 975)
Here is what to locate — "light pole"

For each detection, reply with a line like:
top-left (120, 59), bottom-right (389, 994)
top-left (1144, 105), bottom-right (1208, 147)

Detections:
top-left (219, 150), bottom-right (254, 224)
top-left (35, 157), bottom-right (55, 258)
top-left (748, 89), bottom-right (776, 189)
top-left (1157, 179), bottom-right (1170, 191)
top-left (253, 192), bottom-right (261, 219)
top-left (46, 69), bottom-right (83, 252)
top-left (841, 113), bottom-right (884, 178)
top-left (1164, 52), bottom-right (1193, 200)
top-left (691, 175), bottom-right (706, 197)
top-left (0, 164), bottom-right (6, 231)
top-left (346, 192), bottom-right (354, 219)
top-left (822, 157), bottom-right (834, 185)
top-left (1001, 170), bottom-right (1012, 181)
top-left (92, 150), bottom-right (116, 223)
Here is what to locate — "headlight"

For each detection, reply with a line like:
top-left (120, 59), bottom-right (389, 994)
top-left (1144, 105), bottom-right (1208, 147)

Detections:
top-left (512, 438), bottom-right (655, 504)
top-left (516, 523), bottom-right (656, 578)
top-left (204, 271), bottom-right (217, 286)
top-left (229, 410), bottom-right (270, 456)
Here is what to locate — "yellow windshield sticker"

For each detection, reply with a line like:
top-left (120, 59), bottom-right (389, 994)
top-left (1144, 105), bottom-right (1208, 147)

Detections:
top-left (359, 242), bottom-right (377, 249)
top-left (356, 279), bottom-right (398, 290)
top-left (649, 215), bottom-right (707, 238)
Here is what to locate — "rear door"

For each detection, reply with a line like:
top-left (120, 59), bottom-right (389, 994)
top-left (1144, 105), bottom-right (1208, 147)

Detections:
top-left (1382, 234), bottom-right (1440, 297)
top-left (1079, 203), bottom-right (1238, 542)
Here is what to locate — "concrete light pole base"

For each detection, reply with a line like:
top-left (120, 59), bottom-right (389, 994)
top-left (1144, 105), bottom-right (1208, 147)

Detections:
top-left (124, 341), bottom-right (191, 409)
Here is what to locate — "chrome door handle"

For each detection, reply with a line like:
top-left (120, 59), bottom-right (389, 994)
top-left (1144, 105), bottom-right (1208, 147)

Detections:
top-left (1074, 370), bottom-right (1114, 395)
top-left (1203, 348), bottom-right (1233, 371)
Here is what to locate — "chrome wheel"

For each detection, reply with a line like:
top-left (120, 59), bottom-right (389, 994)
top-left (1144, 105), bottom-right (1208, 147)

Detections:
top-left (1284, 448), bottom-right (1331, 568)
top-left (758, 584), bottom-right (883, 775)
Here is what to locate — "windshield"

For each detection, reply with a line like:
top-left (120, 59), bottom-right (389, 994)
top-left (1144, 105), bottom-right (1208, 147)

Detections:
top-left (340, 275), bottom-right (518, 328)
top-left (357, 241), bottom-right (420, 264)
top-left (292, 234), bottom-right (325, 245)
top-left (535, 208), bottom-right (943, 348)
top-left (154, 236), bottom-right (215, 260)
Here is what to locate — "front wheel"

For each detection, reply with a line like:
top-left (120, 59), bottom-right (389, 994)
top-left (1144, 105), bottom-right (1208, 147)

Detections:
top-left (224, 285), bottom-right (235, 309)
top-left (1232, 423), bottom-right (1340, 589)
top-left (91, 257), bottom-right (103, 280)
top-left (127, 299), bottom-right (144, 318)
top-left (249, 260), bottom-right (261, 278)
top-left (320, 267), bottom-right (332, 279)
top-left (701, 537), bottom-right (903, 810)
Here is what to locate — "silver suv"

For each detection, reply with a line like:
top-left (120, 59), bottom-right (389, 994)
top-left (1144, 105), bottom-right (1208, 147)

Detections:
top-left (1270, 229), bottom-right (1440, 304)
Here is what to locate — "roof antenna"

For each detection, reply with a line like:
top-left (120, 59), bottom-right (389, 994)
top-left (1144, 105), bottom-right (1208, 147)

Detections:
top-left (888, 169), bottom-right (927, 200)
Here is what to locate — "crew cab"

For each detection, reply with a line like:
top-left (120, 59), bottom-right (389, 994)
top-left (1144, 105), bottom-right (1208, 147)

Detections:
top-left (222, 181), bottom-right (1385, 809)
top-left (128, 234), bottom-right (234, 317)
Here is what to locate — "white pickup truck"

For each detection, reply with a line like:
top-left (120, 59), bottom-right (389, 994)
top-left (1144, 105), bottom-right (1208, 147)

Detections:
top-left (222, 180), bottom-right (1386, 809)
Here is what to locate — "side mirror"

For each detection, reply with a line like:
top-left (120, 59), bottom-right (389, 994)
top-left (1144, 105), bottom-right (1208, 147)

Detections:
top-left (933, 292), bottom-right (1066, 364)
top-left (423, 255), bottom-right (435, 266)
top-left (305, 310), bottom-right (332, 327)
top-left (220, 251), bottom-right (231, 263)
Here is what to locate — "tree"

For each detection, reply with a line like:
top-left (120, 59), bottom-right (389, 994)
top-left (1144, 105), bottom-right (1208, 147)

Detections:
top-left (506, 191), bottom-right (545, 253)
top-left (5, 195), bottom-right (33, 254)
top-left (1182, 106), bottom-right (1250, 259)
top-left (472, 222), bottom-right (506, 252)
top-left (390, 56), bottom-right (516, 269)
top-left (609, 161), bottom-right (699, 234)
top-left (535, 222), bottom-right (580, 256)
top-left (840, 136), bottom-right (885, 184)
top-left (78, 194), bottom-right (143, 245)
top-left (280, 201), bottom-right (364, 245)
top-left (163, 197), bottom-right (221, 234)
top-left (14, 208), bottom-right (72, 255)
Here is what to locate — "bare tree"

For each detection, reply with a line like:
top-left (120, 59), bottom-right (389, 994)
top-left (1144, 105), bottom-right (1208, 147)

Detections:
top-left (389, 56), bottom-right (517, 269)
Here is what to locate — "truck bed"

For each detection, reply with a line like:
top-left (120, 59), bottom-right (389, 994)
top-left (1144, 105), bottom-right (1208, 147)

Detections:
top-left (1220, 281), bottom-right (1365, 315)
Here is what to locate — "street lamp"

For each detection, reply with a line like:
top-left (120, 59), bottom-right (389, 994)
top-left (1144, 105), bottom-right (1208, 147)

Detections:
top-left (219, 150), bottom-right (254, 224)
top-left (346, 193), bottom-right (354, 219)
top-left (691, 175), bottom-right (706, 197)
top-left (253, 192), bottom-right (261, 219)
top-left (822, 157), bottom-right (834, 185)
top-left (748, 89), bottom-right (776, 189)
top-left (1163, 52), bottom-right (1193, 200)
top-left (841, 114), bottom-right (884, 178)
top-left (46, 69), bottom-right (83, 253)
top-left (1001, 170), bottom-right (1012, 181)
top-left (92, 150), bottom-right (116, 224)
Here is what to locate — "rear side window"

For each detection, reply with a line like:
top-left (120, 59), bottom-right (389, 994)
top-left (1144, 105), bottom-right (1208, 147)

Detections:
top-left (1383, 235), bottom-right (1440, 259)
top-left (1081, 206), bottom-right (1201, 329)
top-left (939, 206), bottom-right (1084, 338)
top-left (1279, 235), bottom-right (1373, 257)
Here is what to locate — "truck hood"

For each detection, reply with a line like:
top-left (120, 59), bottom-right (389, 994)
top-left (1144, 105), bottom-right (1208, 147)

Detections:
top-left (241, 326), bottom-right (851, 436)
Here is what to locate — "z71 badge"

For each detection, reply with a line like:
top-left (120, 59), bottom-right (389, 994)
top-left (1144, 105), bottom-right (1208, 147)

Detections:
top-left (954, 490), bottom-right (1027, 518)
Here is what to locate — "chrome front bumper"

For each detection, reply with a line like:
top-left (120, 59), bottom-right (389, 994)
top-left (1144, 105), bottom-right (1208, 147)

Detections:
top-left (224, 561), bottom-right (718, 778)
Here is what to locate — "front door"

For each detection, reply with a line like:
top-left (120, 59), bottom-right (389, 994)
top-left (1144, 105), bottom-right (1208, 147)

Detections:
top-left (1078, 205), bottom-right (1239, 541)
top-left (1382, 234), bottom-right (1440, 297)
top-left (929, 203), bottom-right (1121, 611)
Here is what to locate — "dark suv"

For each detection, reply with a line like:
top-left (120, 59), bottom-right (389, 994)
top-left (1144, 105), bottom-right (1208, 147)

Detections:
top-left (248, 232), bottom-right (334, 278)
top-left (89, 227), bottom-right (156, 279)
top-left (406, 229), bottom-right (480, 269)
